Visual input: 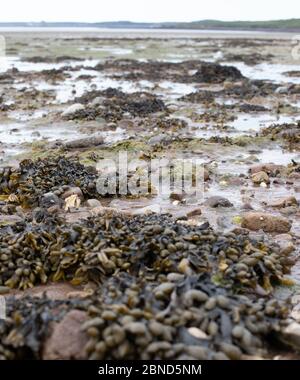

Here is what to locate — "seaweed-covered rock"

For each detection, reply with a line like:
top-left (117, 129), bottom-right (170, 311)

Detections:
top-left (241, 212), bottom-right (292, 233)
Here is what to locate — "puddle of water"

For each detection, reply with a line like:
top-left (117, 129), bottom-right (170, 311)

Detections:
top-left (157, 81), bottom-right (197, 98)
top-left (31, 71), bottom-right (152, 103)
top-left (227, 62), bottom-right (300, 84)
top-left (79, 47), bottom-right (133, 55)
top-left (0, 122), bottom-right (83, 145)
top-left (256, 149), bottom-right (300, 165)
top-left (228, 113), bottom-right (297, 133)
top-left (9, 109), bottom-right (47, 122)
top-left (215, 147), bottom-right (300, 177)
top-left (0, 56), bottom-right (99, 73)
top-left (174, 113), bottom-right (297, 139)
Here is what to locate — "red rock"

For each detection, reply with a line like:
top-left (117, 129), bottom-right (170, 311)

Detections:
top-left (42, 310), bottom-right (88, 360)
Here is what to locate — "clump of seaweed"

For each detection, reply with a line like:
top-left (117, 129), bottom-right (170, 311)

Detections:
top-left (68, 90), bottom-right (167, 121)
top-left (0, 214), bottom-right (293, 292)
top-left (0, 157), bottom-right (99, 208)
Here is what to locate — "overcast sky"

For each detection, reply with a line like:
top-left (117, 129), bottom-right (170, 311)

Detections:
top-left (0, 0), bottom-right (299, 22)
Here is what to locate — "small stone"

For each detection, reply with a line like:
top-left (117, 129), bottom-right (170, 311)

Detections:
top-left (86, 199), bottom-right (102, 208)
top-left (186, 208), bottom-right (202, 218)
top-left (205, 196), bottom-right (233, 208)
top-left (65, 136), bottom-right (104, 149)
top-left (251, 171), bottom-right (270, 184)
top-left (170, 192), bottom-right (185, 202)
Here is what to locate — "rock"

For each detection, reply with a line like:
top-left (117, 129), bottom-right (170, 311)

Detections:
top-left (62, 103), bottom-right (84, 118)
top-left (86, 199), bottom-right (102, 208)
top-left (40, 192), bottom-right (62, 208)
top-left (64, 136), bottom-right (104, 149)
top-left (241, 212), bottom-right (292, 233)
top-left (251, 171), bottom-right (270, 184)
top-left (249, 164), bottom-right (284, 176)
top-left (170, 192), bottom-right (185, 202)
top-left (186, 208), bottom-right (202, 218)
top-left (205, 196), bottom-right (233, 208)
top-left (61, 187), bottom-right (84, 200)
top-left (269, 196), bottom-right (298, 208)
top-left (42, 310), bottom-right (89, 359)
top-left (203, 169), bottom-right (210, 181)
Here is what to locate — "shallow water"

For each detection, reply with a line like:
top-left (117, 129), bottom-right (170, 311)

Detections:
top-left (0, 56), bottom-right (99, 73)
top-left (228, 113), bottom-right (298, 133)
top-left (228, 62), bottom-right (300, 84)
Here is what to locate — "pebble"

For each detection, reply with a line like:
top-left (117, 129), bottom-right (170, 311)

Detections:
top-left (86, 199), bottom-right (102, 208)
top-left (251, 171), bottom-right (270, 184)
top-left (204, 196), bottom-right (233, 208)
